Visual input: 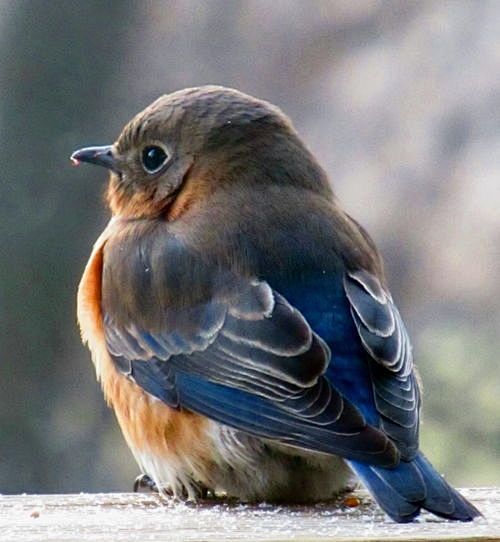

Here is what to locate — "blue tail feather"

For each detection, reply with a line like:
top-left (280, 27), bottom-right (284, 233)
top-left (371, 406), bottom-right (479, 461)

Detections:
top-left (349, 453), bottom-right (481, 523)
top-left (413, 454), bottom-right (481, 521)
top-left (349, 461), bottom-right (419, 522)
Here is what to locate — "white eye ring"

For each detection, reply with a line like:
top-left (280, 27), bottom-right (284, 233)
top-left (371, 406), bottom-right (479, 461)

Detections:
top-left (141, 144), bottom-right (169, 174)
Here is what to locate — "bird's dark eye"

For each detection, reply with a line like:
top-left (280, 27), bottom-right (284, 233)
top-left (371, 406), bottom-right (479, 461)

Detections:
top-left (141, 145), bottom-right (168, 174)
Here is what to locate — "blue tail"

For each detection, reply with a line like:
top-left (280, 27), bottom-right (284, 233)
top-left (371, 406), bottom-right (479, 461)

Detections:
top-left (349, 453), bottom-right (481, 523)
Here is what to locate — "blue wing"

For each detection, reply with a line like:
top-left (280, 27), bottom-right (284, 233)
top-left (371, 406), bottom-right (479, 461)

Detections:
top-left (105, 276), bottom-right (397, 466)
top-left (275, 269), bottom-right (419, 460)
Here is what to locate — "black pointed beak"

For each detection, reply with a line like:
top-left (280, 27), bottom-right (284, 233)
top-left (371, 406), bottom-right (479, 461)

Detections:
top-left (70, 145), bottom-right (119, 173)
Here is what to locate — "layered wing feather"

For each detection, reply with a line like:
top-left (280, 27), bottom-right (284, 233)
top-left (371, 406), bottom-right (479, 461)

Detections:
top-left (103, 272), bottom-right (398, 466)
top-left (343, 269), bottom-right (420, 458)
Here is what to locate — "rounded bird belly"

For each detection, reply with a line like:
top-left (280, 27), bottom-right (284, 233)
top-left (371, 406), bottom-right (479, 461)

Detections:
top-left (200, 424), bottom-right (355, 502)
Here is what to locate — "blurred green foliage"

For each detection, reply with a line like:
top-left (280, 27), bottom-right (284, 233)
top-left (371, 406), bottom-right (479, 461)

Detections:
top-left (0, 1), bottom-right (498, 494)
top-left (419, 324), bottom-right (500, 486)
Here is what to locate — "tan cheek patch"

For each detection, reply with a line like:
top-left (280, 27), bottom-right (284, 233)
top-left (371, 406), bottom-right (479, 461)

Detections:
top-left (165, 163), bottom-right (217, 221)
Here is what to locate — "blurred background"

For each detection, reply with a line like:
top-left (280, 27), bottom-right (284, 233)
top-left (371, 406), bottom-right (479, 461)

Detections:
top-left (0, 0), bottom-right (499, 494)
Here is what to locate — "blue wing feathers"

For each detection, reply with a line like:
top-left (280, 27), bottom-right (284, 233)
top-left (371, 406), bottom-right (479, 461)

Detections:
top-left (125, 354), bottom-right (397, 464)
top-left (275, 277), bottom-right (383, 427)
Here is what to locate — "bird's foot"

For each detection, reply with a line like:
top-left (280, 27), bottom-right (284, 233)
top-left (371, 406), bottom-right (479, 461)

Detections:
top-left (187, 480), bottom-right (211, 500)
top-left (173, 480), bottom-right (212, 500)
top-left (133, 474), bottom-right (212, 500)
top-left (133, 474), bottom-right (158, 493)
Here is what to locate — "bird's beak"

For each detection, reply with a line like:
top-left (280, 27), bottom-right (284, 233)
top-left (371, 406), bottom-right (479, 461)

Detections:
top-left (70, 145), bottom-right (119, 173)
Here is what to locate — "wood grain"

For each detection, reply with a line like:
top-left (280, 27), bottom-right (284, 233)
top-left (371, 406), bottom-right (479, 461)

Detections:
top-left (0, 488), bottom-right (498, 542)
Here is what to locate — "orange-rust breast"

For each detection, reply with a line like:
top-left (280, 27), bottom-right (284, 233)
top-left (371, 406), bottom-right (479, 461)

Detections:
top-left (77, 220), bottom-right (212, 471)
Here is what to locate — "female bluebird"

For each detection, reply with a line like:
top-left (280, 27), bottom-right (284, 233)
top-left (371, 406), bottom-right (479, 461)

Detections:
top-left (72, 86), bottom-right (480, 522)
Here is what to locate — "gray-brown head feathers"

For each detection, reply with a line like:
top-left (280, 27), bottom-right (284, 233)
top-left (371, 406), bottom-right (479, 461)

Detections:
top-left (104, 86), bottom-right (332, 218)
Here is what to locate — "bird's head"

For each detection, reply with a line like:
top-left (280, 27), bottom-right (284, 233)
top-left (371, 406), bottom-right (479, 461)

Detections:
top-left (71, 86), bottom-right (331, 219)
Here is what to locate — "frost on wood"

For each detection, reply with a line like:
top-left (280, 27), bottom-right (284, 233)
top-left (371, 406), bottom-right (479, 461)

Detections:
top-left (0, 488), bottom-right (498, 542)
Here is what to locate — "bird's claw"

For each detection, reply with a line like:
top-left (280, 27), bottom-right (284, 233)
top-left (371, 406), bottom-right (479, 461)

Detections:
top-left (133, 474), bottom-right (158, 493)
top-left (133, 474), bottom-right (211, 500)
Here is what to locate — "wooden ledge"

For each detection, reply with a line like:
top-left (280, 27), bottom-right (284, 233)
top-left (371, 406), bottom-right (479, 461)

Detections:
top-left (0, 487), bottom-right (498, 542)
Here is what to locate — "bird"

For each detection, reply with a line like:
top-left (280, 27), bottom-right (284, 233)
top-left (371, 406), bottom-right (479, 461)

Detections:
top-left (71, 85), bottom-right (480, 523)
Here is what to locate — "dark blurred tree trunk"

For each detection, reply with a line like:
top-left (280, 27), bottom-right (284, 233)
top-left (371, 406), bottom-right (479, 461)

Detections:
top-left (0, 1), bottom-right (136, 493)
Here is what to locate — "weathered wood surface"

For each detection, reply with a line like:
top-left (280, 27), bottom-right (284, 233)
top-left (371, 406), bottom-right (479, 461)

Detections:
top-left (0, 488), bottom-right (498, 542)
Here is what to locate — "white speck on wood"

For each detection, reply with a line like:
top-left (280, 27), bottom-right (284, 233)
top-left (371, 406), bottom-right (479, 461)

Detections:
top-left (0, 488), bottom-right (498, 542)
